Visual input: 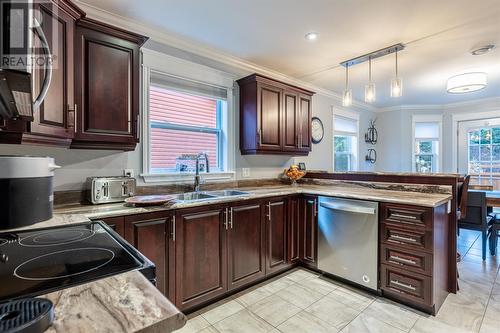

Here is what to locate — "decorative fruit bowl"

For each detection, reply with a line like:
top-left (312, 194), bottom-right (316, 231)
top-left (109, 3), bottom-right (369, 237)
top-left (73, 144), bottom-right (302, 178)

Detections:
top-left (284, 165), bottom-right (306, 186)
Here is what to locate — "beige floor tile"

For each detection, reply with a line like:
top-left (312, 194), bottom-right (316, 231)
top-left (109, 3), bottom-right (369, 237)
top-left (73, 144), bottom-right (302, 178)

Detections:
top-left (285, 268), bottom-right (319, 282)
top-left (213, 310), bottom-right (274, 333)
top-left (410, 317), bottom-right (473, 333)
top-left (174, 315), bottom-right (211, 333)
top-left (297, 276), bottom-right (339, 295)
top-left (305, 295), bottom-right (361, 330)
top-left (235, 286), bottom-right (274, 307)
top-left (457, 278), bottom-right (494, 306)
top-left (200, 300), bottom-right (244, 324)
top-left (277, 310), bottom-right (339, 333)
top-left (435, 292), bottom-right (486, 332)
top-left (197, 327), bottom-right (219, 333)
top-left (276, 283), bottom-right (324, 309)
top-left (259, 276), bottom-right (296, 294)
top-left (479, 307), bottom-right (500, 333)
top-left (327, 286), bottom-right (375, 311)
top-left (362, 299), bottom-right (422, 331)
top-left (340, 313), bottom-right (406, 333)
top-left (248, 294), bottom-right (301, 326)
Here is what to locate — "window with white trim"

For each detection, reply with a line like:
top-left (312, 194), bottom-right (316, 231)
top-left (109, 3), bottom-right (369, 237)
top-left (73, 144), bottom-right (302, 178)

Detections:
top-left (413, 122), bottom-right (441, 173)
top-left (148, 72), bottom-right (228, 174)
top-left (333, 115), bottom-right (358, 172)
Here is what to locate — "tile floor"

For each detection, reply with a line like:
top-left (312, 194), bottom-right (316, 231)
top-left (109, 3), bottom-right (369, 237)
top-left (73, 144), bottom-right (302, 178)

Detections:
top-left (174, 229), bottom-right (500, 333)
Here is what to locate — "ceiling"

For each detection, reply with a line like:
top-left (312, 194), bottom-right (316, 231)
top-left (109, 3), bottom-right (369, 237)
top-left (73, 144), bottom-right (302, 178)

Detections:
top-left (79, 0), bottom-right (500, 107)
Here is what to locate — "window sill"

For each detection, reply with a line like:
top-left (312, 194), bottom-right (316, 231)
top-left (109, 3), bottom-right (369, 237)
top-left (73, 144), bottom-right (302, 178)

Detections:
top-left (140, 171), bottom-right (236, 184)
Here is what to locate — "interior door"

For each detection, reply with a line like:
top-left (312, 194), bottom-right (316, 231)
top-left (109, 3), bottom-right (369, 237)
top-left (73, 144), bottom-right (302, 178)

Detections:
top-left (458, 118), bottom-right (500, 189)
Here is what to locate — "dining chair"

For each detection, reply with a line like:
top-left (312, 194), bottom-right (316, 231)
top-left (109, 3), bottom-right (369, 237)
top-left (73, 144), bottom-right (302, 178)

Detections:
top-left (488, 213), bottom-right (500, 255)
top-left (456, 175), bottom-right (470, 263)
top-left (458, 191), bottom-right (492, 260)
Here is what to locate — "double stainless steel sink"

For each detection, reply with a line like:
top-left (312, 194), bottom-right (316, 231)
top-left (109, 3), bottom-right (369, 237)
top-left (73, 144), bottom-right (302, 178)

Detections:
top-left (173, 190), bottom-right (250, 202)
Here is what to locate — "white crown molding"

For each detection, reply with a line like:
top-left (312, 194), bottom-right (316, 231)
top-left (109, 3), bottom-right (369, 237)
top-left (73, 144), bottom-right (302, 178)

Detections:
top-left (376, 96), bottom-right (500, 113)
top-left (75, 0), bottom-right (376, 113)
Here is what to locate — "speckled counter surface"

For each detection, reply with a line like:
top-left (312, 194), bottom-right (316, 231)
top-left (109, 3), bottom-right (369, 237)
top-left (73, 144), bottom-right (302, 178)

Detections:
top-left (43, 271), bottom-right (185, 333)
top-left (54, 183), bottom-right (452, 220)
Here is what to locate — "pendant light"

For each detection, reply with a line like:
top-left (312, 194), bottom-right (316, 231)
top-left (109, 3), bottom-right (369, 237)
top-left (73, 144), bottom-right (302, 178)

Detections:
top-left (365, 56), bottom-right (376, 103)
top-left (342, 65), bottom-right (352, 107)
top-left (391, 50), bottom-right (403, 97)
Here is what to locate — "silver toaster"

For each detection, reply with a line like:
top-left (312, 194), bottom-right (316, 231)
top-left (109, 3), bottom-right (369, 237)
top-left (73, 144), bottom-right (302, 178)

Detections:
top-left (87, 176), bottom-right (136, 204)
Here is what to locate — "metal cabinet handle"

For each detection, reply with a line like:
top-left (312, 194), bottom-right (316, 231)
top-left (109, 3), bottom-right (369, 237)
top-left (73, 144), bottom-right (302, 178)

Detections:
top-left (230, 207), bottom-right (233, 229)
top-left (314, 200), bottom-right (317, 217)
top-left (257, 129), bottom-right (262, 145)
top-left (391, 235), bottom-right (417, 243)
top-left (267, 202), bottom-right (271, 221)
top-left (391, 213), bottom-right (417, 220)
top-left (389, 255), bottom-right (417, 265)
top-left (171, 215), bottom-right (176, 241)
top-left (390, 279), bottom-right (416, 291)
top-left (224, 208), bottom-right (229, 230)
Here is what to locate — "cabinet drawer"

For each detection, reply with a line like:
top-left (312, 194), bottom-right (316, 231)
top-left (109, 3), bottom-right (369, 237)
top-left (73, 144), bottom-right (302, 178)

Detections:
top-left (380, 264), bottom-right (432, 306)
top-left (381, 244), bottom-right (432, 276)
top-left (381, 203), bottom-right (432, 229)
top-left (381, 223), bottom-right (433, 252)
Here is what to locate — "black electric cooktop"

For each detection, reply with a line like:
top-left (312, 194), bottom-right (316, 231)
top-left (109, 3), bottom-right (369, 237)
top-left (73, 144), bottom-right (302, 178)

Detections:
top-left (0, 221), bottom-right (155, 302)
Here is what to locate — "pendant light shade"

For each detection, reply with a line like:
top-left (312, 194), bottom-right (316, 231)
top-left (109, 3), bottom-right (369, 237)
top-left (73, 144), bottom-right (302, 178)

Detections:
top-left (365, 57), bottom-right (376, 103)
top-left (391, 50), bottom-right (403, 97)
top-left (342, 65), bottom-right (352, 107)
top-left (447, 72), bottom-right (487, 94)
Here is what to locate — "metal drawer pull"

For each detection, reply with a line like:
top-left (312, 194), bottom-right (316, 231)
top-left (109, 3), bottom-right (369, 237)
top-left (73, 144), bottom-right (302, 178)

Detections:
top-left (172, 216), bottom-right (176, 241)
top-left (224, 208), bottom-right (229, 230)
top-left (390, 279), bottom-right (416, 291)
top-left (320, 202), bottom-right (376, 215)
top-left (391, 235), bottom-right (417, 243)
top-left (230, 208), bottom-right (234, 229)
top-left (390, 255), bottom-right (417, 265)
top-left (391, 213), bottom-right (417, 220)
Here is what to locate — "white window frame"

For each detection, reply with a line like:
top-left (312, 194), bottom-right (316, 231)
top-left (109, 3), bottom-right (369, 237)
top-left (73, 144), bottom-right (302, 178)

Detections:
top-left (140, 49), bottom-right (236, 184)
top-left (332, 108), bottom-right (360, 172)
top-left (411, 114), bottom-right (443, 173)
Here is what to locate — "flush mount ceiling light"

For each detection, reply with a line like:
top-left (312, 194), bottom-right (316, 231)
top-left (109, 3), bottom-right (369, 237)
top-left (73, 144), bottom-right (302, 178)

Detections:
top-left (471, 45), bottom-right (495, 56)
top-left (304, 32), bottom-right (319, 41)
top-left (447, 72), bottom-right (487, 94)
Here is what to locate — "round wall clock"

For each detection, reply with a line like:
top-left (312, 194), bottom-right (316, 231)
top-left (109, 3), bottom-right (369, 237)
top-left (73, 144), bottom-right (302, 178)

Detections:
top-left (311, 117), bottom-right (324, 144)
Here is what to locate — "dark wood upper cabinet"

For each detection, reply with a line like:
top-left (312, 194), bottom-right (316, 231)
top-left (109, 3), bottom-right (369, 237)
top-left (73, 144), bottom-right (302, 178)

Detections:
top-left (265, 197), bottom-right (289, 274)
top-left (227, 202), bottom-right (265, 290)
top-left (71, 18), bottom-right (148, 151)
top-left (174, 206), bottom-right (227, 311)
top-left (237, 74), bottom-right (314, 156)
top-left (301, 195), bottom-right (318, 267)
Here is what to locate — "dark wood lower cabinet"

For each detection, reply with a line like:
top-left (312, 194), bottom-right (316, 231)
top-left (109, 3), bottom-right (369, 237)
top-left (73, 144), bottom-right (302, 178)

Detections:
top-left (101, 216), bottom-right (125, 237)
top-left (287, 197), bottom-right (300, 264)
top-left (301, 195), bottom-right (318, 267)
top-left (265, 197), bottom-right (289, 274)
top-left (124, 212), bottom-right (171, 297)
top-left (174, 206), bottom-right (227, 311)
top-left (227, 203), bottom-right (265, 290)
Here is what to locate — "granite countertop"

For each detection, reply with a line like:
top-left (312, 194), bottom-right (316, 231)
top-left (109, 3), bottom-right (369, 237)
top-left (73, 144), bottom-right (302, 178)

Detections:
top-left (4, 217), bottom-right (186, 333)
top-left (54, 183), bottom-right (452, 220)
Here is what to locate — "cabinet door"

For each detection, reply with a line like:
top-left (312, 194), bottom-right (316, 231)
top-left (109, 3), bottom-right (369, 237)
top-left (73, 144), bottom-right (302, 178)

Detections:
top-left (287, 196), bottom-right (300, 264)
top-left (124, 214), bottom-right (168, 295)
top-left (100, 216), bottom-right (125, 237)
top-left (283, 91), bottom-right (298, 151)
top-left (265, 198), bottom-right (289, 274)
top-left (73, 19), bottom-right (143, 150)
top-left (301, 196), bottom-right (318, 267)
top-left (257, 83), bottom-right (282, 151)
top-left (298, 94), bottom-right (312, 152)
top-left (29, 2), bottom-right (75, 142)
top-left (175, 207), bottom-right (227, 310)
top-left (227, 203), bottom-right (265, 290)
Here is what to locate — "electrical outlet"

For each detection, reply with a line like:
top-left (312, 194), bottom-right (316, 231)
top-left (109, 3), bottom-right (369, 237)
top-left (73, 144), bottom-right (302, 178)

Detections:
top-left (124, 169), bottom-right (135, 178)
top-left (242, 168), bottom-right (250, 178)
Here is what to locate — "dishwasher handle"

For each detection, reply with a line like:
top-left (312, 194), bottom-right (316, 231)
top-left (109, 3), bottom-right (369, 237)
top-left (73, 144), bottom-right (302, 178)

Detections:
top-left (320, 201), bottom-right (376, 215)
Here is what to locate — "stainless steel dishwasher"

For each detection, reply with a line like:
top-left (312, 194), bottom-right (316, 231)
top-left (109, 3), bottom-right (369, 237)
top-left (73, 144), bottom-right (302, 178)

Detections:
top-left (318, 196), bottom-right (379, 291)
